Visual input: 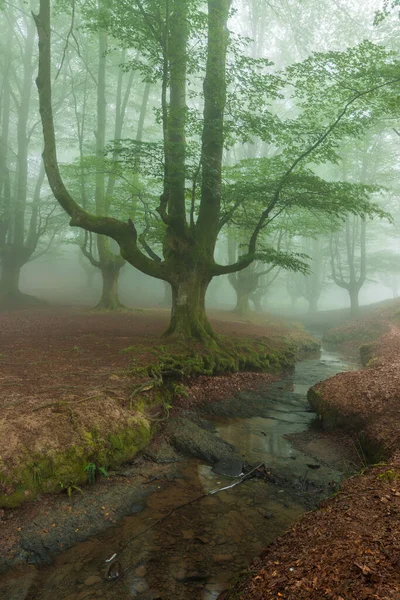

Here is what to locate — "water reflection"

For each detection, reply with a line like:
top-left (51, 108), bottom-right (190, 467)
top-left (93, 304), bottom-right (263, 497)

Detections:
top-left (0, 346), bottom-right (353, 600)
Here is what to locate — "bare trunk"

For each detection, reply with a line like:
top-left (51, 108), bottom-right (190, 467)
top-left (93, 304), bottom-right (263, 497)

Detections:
top-left (349, 286), bottom-right (360, 317)
top-left (96, 264), bottom-right (123, 310)
top-left (160, 280), bottom-right (172, 308)
top-left (0, 257), bottom-right (21, 301)
top-left (164, 274), bottom-right (214, 340)
top-left (0, 251), bottom-right (40, 308)
top-left (307, 296), bottom-right (319, 313)
top-left (234, 290), bottom-right (251, 316)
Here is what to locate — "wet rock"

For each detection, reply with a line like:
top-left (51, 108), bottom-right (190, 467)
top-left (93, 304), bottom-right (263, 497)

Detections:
top-left (131, 503), bottom-right (146, 515)
top-left (83, 575), bottom-right (102, 586)
top-left (174, 569), bottom-right (209, 583)
top-left (167, 417), bottom-right (239, 464)
top-left (132, 579), bottom-right (149, 593)
top-left (134, 565), bottom-right (147, 577)
top-left (213, 554), bottom-right (233, 563)
top-left (212, 458), bottom-right (243, 478)
top-left (144, 441), bottom-right (181, 464)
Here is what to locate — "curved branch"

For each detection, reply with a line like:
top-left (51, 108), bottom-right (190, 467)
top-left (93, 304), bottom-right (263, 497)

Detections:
top-left (212, 254), bottom-right (253, 276)
top-left (33, 0), bottom-right (167, 282)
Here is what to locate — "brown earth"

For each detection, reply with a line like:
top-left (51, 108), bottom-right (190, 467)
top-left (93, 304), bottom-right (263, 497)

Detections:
top-left (0, 307), bottom-right (312, 507)
top-left (0, 307), bottom-right (313, 576)
top-left (312, 325), bottom-right (400, 459)
top-left (229, 302), bottom-right (400, 600)
top-left (228, 455), bottom-right (400, 600)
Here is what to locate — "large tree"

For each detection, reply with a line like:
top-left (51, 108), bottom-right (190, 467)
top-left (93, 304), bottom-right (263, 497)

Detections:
top-left (34, 0), bottom-right (399, 340)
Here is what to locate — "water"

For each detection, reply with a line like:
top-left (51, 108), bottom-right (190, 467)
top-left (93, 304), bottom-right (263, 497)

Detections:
top-left (0, 347), bottom-right (354, 600)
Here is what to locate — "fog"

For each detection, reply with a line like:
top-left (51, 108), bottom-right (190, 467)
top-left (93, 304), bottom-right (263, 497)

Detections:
top-left (0, 0), bottom-right (399, 323)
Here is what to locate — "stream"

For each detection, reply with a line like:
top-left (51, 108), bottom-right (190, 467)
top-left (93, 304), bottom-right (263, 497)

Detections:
top-left (1, 346), bottom-right (355, 600)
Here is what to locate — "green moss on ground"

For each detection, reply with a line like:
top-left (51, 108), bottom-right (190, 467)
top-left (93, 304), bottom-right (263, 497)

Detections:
top-left (1, 330), bottom-right (318, 508)
top-left (0, 418), bottom-right (152, 508)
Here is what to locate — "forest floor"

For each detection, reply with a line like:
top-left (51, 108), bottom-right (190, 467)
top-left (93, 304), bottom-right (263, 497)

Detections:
top-left (0, 307), bottom-right (315, 509)
top-left (228, 299), bottom-right (400, 600)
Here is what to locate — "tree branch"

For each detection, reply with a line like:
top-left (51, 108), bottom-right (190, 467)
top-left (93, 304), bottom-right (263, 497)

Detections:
top-left (33, 0), bottom-right (167, 282)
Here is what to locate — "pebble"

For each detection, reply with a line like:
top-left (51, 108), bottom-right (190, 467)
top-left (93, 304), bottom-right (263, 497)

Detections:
top-left (83, 575), bottom-right (102, 586)
top-left (135, 565), bottom-right (147, 577)
top-left (133, 579), bottom-right (149, 593)
top-left (213, 554), bottom-right (233, 563)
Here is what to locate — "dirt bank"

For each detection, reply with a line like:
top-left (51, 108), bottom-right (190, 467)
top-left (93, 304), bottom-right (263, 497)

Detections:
top-left (0, 308), bottom-right (317, 509)
top-left (227, 455), bottom-right (400, 600)
top-left (228, 301), bottom-right (400, 600)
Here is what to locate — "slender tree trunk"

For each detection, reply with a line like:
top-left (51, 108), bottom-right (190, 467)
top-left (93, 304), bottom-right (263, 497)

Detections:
top-left (307, 296), bottom-right (319, 313)
top-left (349, 286), bottom-right (360, 317)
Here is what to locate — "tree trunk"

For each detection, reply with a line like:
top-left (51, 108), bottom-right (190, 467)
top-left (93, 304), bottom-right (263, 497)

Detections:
top-left (307, 296), bottom-right (319, 313)
top-left (234, 290), bottom-right (251, 316)
top-left (164, 274), bottom-right (214, 340)
top-left (0, 251), bottom-right (40, 308)
top-left (0, 257), bottom-right (22, 304)
top-left (96, 264), bottom-right (123, 310)
top-left (160, 280), bottom-right (172, 308)
top-left (251, 292), bottom-right (263, 313)
top-left (349, 286), bottom-right (360, 317)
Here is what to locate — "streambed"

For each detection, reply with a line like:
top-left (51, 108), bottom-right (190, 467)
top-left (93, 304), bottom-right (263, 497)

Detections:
top-left (0, 347), bottom-right (356, 600)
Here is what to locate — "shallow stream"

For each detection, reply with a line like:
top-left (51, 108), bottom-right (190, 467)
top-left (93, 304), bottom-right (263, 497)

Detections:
top-left (1, 347), bottom-right (354, 600)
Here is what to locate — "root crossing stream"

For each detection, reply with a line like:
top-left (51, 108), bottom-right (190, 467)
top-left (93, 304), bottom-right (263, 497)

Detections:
top-left (1, 347), bottom-right (356, 600)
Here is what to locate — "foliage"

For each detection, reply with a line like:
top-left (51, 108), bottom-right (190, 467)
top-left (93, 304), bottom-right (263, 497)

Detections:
top-left (84, 461), bottom-right (108, 484)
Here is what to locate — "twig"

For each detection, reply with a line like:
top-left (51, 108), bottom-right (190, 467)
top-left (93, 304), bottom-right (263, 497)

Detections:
top-left (104, 462), bottom-right (266, 572)
top-left (31, 394), bottom-right (100, 413)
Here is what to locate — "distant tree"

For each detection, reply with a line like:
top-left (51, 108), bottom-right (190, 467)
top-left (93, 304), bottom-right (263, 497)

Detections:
top-left (330, 216), bottom-right (367, 317)
top-left (0, 5), bottom-right (64, 307)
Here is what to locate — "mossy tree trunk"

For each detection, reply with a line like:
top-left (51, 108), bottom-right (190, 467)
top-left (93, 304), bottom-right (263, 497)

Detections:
top-left (36, 0), bottom-right (251, 342)
top-left (164, 271), bottom-right (214, 339)
top-left (97, 258), bottom-right (124, 310)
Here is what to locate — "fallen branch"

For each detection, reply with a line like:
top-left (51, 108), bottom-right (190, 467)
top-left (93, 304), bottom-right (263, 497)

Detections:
top-left (104, 462), bottom-right (266, 579)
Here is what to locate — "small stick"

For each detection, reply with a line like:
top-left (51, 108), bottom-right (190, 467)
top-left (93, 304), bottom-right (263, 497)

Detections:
top-left (104, 462), bottom-right (266, 570)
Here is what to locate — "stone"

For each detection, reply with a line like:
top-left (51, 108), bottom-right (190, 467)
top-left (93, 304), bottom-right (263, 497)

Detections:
top-left (175, 569), bottom-right (209, 583)
top-left (213, 554), bottom-right (234, 563)
top-left (135, 565), bottom-right (147, 577)
top-left (212, 458), bottom-right (243, 478)
top-left (83, 575), bottom-right (102, 586)
top-left (133, 579), bottom-right (148, 593)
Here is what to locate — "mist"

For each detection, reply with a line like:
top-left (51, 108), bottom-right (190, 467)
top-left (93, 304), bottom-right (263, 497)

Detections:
top-left (0, 1), bottom-right (399, 599)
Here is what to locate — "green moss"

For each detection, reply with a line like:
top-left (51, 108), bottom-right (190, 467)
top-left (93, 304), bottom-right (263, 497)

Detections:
top-left (0, 331), bottom-right (316, 508)
top-left (377, 468), bottom-right (400, 482)
top-left (0, 418), bottom-right (152, 508)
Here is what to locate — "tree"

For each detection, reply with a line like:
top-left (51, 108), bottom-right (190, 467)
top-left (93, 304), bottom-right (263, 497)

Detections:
top-left (0, 3), bottom-right (63, 307)
top-left (34, 0), bottom-right (400, 341)
top-left (330, 215), bottom-right (367, 316)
